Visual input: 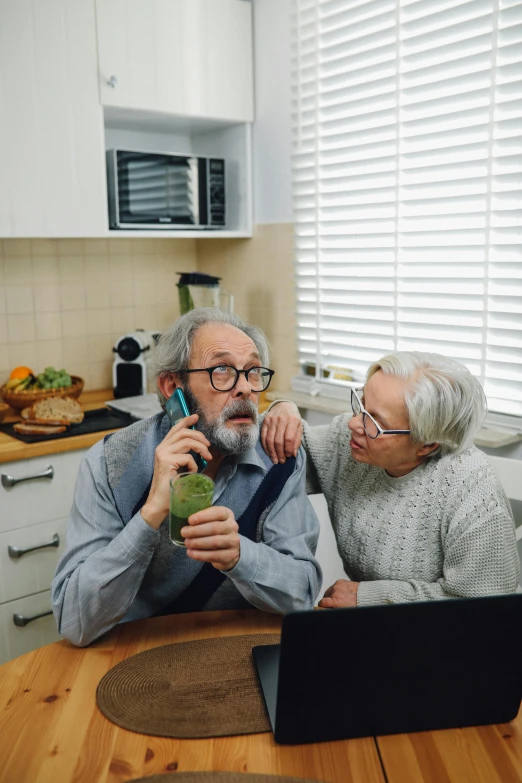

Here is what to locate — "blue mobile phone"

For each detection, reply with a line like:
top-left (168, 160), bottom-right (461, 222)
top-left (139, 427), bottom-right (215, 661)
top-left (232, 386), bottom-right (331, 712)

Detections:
top-left (165, 388), bottom-right (207, 473)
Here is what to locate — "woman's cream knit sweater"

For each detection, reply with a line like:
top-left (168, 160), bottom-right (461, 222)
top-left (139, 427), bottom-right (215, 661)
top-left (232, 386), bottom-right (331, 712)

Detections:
top-left (303, 414), bottom-right (520, 605)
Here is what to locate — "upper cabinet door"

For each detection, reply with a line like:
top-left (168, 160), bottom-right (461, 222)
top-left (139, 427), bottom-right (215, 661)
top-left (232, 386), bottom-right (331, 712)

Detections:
top-left (0, 0), bottom-right (107, 237)
top-left (96, 0), bottom-right (254, 122)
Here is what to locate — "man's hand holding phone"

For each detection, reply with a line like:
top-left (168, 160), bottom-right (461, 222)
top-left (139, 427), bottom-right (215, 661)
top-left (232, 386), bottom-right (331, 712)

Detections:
top-left (141, 414), bottom-right (212, 530)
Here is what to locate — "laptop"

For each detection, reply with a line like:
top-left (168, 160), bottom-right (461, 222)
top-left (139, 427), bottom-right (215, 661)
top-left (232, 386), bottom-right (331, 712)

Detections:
top-left (252, 594), bottom-right (522, 745)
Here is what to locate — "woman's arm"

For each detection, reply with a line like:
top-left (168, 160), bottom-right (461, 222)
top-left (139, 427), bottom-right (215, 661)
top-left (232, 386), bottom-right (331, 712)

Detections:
top-left (261, 401), bottom-right (303, 463)
top-left (325, 466), bottom-right (520, 607)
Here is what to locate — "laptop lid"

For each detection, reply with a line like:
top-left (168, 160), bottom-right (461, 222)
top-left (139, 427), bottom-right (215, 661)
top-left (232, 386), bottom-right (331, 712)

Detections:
top-left (267, 594), bottom-right (522, 745)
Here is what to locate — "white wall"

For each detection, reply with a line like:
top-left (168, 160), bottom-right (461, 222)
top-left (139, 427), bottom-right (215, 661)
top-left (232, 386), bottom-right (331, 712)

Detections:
top-left (252, 0), bottom-right (293, 224)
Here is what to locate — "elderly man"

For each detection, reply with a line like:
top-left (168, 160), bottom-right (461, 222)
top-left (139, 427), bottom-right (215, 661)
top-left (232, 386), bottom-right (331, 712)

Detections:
top-left (52, 309), bottom-right (321, 646)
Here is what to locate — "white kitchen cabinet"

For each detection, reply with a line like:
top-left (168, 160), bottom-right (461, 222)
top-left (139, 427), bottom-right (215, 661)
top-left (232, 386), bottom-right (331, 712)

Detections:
top-left (96, 0), bottom-right (254, 123)
top-left (0, 0), bottom-right (107, 237)
top-left (0, 591), bottom-right (61, 663)
top-left (0, 449), bottom-right (86, 664)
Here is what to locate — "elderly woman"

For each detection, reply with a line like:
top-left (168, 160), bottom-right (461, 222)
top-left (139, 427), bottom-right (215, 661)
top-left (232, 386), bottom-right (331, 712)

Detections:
top-left (262, 351), bottom-right (519, 607)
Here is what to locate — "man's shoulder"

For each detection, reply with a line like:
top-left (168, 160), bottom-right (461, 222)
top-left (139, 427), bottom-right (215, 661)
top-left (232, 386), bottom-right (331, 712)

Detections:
top-left (104, 412), bottom-right (166, 489)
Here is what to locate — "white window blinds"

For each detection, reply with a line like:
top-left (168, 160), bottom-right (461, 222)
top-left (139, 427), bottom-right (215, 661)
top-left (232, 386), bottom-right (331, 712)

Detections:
top-left (292, 0), bottom-right (522, 417)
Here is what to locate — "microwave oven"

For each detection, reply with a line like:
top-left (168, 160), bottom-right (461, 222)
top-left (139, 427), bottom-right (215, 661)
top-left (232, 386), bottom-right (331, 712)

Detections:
top-left (106, 149), bottom-right (226, 229)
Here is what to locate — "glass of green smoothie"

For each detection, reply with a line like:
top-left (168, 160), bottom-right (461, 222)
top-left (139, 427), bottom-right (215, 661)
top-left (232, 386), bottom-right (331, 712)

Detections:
top-left (169, 473), bottom-right (215, 547)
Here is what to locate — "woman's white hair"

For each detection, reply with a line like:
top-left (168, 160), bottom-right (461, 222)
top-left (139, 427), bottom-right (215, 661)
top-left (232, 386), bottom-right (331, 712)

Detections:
top-left (367, 351), bottom-right (487, 457)
top-left (150, 307), bottom-right (270, 408)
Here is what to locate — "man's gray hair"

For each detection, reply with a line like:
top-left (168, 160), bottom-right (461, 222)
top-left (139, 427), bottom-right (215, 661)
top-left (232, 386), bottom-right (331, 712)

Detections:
top-left (367, 351), bottom-right (487, 457)
top-left (151, 307), bottom-right (270, 407)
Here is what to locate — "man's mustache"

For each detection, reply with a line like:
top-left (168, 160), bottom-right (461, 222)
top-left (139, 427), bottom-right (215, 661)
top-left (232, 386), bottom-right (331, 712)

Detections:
top-left (221, 399), bottom-right (258, 422)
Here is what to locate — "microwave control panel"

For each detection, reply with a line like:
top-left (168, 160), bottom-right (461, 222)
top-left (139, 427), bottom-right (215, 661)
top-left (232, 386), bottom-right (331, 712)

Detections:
top-left (208, 158), bottom-right (225, 227)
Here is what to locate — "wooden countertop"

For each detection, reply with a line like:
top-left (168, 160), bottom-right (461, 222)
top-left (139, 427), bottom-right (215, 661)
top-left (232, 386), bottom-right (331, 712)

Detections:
top-left (0, 390), bottom-right (271, 464)
top-left (0, 389), bottom-right (118, 464)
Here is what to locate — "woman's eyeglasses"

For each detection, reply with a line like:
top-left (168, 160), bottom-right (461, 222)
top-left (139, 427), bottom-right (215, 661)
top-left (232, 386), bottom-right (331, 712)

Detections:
top-left (351, 388), bottom-right (411, 440)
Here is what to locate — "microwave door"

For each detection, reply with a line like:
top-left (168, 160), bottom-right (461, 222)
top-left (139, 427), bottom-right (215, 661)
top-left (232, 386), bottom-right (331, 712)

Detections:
top-left (116, 152), bottom-right (198, 227)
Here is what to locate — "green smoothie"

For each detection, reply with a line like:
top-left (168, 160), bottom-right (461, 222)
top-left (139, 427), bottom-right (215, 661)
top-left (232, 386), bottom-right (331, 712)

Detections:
top-left (169, 473), bottom-right (214, 547)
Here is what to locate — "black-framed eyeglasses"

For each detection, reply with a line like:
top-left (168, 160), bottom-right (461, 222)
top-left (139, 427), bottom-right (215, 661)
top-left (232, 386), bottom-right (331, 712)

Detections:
top-left (179, 364), bottom-right (275, 392)
top-left (351, 388), bottom-right (411, 440)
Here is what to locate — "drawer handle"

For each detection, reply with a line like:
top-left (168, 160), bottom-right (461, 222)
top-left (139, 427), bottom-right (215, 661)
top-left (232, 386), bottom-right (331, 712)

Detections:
top-left (1, 465), bottom-right (54, 488)
top-left (13, 610), bottom-right (53, 628)
top-left (8, 533), bottom-right (60, 560)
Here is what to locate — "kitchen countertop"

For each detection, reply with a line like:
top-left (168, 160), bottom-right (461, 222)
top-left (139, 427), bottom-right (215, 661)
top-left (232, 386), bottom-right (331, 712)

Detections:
top-left (0, 389), bottom-right (118, 464)
top-left (0, 390), bottom-right (271, 465)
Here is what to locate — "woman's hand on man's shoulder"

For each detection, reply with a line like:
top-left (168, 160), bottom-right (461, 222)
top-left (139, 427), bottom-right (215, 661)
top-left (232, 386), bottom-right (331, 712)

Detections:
top-left (261, 401), bottom-right (303, 464)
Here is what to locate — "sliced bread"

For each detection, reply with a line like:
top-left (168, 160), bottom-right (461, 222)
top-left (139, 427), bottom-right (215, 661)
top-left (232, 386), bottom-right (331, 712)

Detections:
top-left (14, 422), bottom-right (67, 435)
top-left (26, 396), bottom-right (84, 425)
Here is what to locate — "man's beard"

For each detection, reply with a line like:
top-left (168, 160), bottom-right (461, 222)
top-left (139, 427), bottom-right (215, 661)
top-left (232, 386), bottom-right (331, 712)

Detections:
top-left (182, 385), bottom-right (259, 455)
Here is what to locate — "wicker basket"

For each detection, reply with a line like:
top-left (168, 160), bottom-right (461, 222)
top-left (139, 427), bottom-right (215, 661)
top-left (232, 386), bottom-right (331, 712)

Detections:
top-left (0, 375), bottom-right (84, 412)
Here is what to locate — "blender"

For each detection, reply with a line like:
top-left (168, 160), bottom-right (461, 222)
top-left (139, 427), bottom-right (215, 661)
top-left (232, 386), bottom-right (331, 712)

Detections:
top-left (176, 272), bottom-right (233, 314)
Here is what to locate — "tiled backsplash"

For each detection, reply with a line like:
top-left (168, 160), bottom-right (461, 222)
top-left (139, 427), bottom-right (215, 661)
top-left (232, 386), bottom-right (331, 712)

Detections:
top-left (0, 238), bottom-right (198, 390)
top-left (0, 225), bottom-right (296, 392)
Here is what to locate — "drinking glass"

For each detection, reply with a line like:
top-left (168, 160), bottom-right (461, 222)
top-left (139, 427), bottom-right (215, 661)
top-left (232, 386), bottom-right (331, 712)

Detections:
top-left (169, 473), bottom-right (215, 547)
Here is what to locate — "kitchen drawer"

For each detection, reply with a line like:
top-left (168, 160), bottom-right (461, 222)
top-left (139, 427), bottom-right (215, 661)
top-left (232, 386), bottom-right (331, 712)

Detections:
top-left (0, 517), bottom-right (68, 604)
top-left (0, 590), bottom-right (61, 665)
top-left (0, 450), bottom-right (85, 534)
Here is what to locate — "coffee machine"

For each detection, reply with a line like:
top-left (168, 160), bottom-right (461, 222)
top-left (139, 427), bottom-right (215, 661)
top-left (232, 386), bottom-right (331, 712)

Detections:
top-left (112, 329), bottom-right (161, 398)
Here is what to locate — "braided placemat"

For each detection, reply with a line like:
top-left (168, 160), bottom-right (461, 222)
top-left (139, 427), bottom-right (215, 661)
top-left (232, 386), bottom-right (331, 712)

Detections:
top-left (96, 633), bottom-right (280, 738)
top-left (129, 774), bottom-right (324, 783)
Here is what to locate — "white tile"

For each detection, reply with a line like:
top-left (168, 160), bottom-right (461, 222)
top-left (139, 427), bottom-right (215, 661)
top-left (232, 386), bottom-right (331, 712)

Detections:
top-left (0, 315), bottom-right (8, 345)
top-left (8, 342), bottom-right (38, 369)
top-left (34, 284), bottom-right (61, 313)
top-left (31, 239), bottom-right (59, 257)
top-left (88, 335), bottom-right (114, 361)
top-left (88, 361), bottom-right (112, 390)
top-left (5, 285), bottom-right (34, 315)
top-left (32, 257), bottom-right (59, 285)
top-left (0, 345), bottom-right (9, 377)
top-left (133, 280), bottom-right (157, 306)
top-left (84, 239), bottom-right (108, 256)
top-left (37, 340), bottom-right (63, 369)
top-left (63, 336), bottom-right (89, 365)
top-left (2, 240), bottom-right (31, 257)
top-left (58, 256), bottom-right (85, 284)
top-left (109, 255), bottom-right (132, 281)
top-left (60, 283), bottom-right (86, 311)
top-left (57, 240), bottom-right (84, 256)
top-left (7, 313), bottom-right (36, 344)
top-left (111, 307), bottom-right (135, 335)
top-left (109, 280), bottom-right (134, 307)
top-left (61, 310), bottom-right (87, 339)
top-left (134, 306), bottom-right (160, 330)
top-left (86, 282), bottom-right (110, 309)
top-left (85, 256), bottom-right (109, 281)
top-left (4, 256), bottom-right (32, 284)
top-left (87, 309), bottom-right (112, 336)
top-left (35, 311), bottom-right (62, 341)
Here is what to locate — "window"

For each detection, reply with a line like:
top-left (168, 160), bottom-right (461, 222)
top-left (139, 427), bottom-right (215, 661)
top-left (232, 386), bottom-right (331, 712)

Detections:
top-left (292, 0), bottom-right (522, 417)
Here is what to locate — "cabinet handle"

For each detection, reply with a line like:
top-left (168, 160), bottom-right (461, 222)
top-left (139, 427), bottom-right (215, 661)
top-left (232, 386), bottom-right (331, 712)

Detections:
top-left (8, 533), bottom-right (60, 560)
top-left (13, 610), bottom-right (53, 628)
top-left (107, 74), bottom-right (118, 88)
top-left (1, 465), bottom-right (54, 488)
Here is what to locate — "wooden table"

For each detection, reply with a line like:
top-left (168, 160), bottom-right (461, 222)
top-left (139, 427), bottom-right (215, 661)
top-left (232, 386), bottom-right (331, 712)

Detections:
top-left (0, 609), bottom-right (521, 783)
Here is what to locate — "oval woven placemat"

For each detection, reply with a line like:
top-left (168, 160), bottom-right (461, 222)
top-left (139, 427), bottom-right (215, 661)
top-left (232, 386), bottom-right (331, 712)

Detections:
top-left (96, 633), bottom-right (280, 738)
top-left (129, 773), bottom-right (324, 783)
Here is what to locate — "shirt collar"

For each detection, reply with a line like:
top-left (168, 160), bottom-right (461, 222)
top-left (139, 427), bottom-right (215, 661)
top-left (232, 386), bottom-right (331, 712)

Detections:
top-left (221, 443), bottom-right (268, 473)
